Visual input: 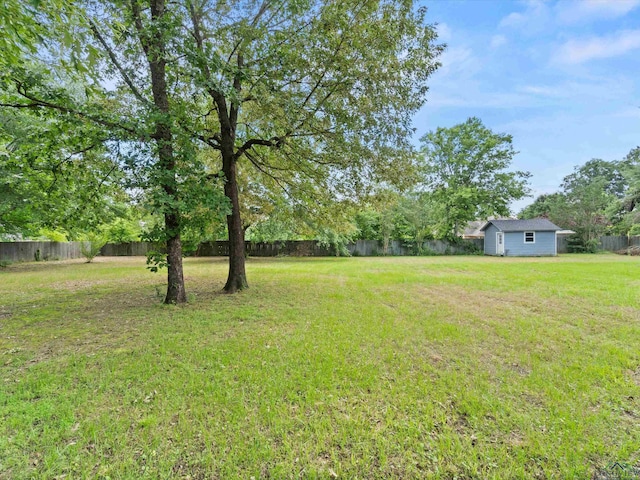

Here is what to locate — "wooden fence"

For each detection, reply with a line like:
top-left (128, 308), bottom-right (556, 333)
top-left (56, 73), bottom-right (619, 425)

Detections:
top-left (600, 236), bottom-right (630, 252)
top-left (100, 240), bottom-right (482, 257)
top-left (1, 236), bottom-right (638, 262)
top-left (100, 242), bottom-right (157, 256)
top-left (0, 241), bottom-right (83, 262)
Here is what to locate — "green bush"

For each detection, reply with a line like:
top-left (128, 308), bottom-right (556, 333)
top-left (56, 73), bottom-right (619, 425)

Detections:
top-left (628, 224), bottom-right (640, 236)
top-left (80, 233), bottom-right (108, 263)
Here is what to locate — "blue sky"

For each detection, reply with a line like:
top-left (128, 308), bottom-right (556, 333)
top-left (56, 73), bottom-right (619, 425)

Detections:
top-left (414, 0), bottom-right (640, 212)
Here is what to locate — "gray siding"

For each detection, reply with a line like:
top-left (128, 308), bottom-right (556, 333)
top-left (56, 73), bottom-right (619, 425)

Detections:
top-left (484, 224), bottom-right (498, 255)
top-left (504, 231), bottom-right (556, 256)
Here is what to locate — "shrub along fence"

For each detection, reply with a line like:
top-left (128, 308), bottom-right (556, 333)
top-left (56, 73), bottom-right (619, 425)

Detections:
top-left (2, 236), bottom-right (639, 262)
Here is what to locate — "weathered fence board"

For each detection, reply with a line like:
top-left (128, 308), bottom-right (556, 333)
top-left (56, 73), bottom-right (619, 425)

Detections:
top-left (348, 239), bottom-right (483, 256)
top-left (195, 241), bottom-right (335, 257)
top-left (0, 241), bottom-right (83, 262)
top-left (600, 236), bottom-right (629, 252)
top-left (100, 242), bottom-right (156, 256)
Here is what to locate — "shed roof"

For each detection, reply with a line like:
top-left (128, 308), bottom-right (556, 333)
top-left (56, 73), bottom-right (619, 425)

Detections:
top-left (480, 219), bottom-right (561, 232)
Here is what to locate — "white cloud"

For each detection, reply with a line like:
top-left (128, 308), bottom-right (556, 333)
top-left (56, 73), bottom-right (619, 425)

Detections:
top-left (499, 11), bottom-right (526, 28)
top-left (611, 106), bottom-right (640, 118)
top-left (498, 0), bottom-right (550, 30)
top-left (436, 23), bottom-right (452, 43)
top-left (517, 77), bottom-right (635, 100)
top-left (555, 0), bottom-right (640, 24)
top-left (554, 29), bottom-right (640, 64)
top-left (490, 35), bottom-right (507, 48)
top-left (436, 46), bottom-right (481, 77)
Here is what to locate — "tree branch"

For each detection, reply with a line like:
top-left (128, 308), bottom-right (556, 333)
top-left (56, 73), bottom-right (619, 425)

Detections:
top-left (88, 18), bottom-right (152, 107)
top-left (47, 142), bottom-right (103, 193)
top-left (226, 0), bottom-right (271, 64)
top-left (234, 137), bottom-right (282, 160)
top-left (3, 85), bottom-right (139, 136)
top-left (187, 1), bottom-right (231, 132)
top-left (130, 0), bottom-right (151, 57)
top-left (197, 133), bottom-right (222, 150)
top-left (245, 150), bottom-right (294, 196)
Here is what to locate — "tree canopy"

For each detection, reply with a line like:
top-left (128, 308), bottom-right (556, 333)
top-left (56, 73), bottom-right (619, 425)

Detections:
top-left (0, 107), bottom-right (126, 240)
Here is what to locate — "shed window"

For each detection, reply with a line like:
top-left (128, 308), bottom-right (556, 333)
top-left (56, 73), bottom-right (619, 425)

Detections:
top-left (524, 231), bottom-right (535, 243)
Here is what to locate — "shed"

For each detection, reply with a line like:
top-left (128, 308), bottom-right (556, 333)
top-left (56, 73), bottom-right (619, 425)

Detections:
top-left (480, 219), bottom-right (562, 256)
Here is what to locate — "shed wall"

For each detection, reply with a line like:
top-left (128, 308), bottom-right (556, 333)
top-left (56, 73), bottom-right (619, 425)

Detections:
top-left (504, 231), bottom-right (556, 256)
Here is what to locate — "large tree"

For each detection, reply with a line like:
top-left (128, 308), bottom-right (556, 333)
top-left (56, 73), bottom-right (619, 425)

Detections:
top-left (419, 117), bottom-right (531, 239)
top-left (561, 158), bottom-right (628, 199)
top-left (556, 181), bottom-right (614, 250)
top-left (614, 147), bottom-right (640, 234)
top-left (559, 158), bottom-right (632, 245)
top-left (1, 0), bottom-right (442, 297)
top-left (180, 0), bottom-right (442, 291)
top-left (1, 1), bottom-right (196, 303)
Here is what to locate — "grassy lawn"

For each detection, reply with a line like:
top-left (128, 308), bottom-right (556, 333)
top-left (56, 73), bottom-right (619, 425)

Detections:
top-left (1, 254), bottom-right (639, 479)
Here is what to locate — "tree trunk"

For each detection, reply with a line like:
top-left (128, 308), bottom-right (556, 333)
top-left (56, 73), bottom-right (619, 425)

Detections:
top-left (165, 211), bottom-right (187, 304)
top-left (138, 0), bottom-right (187, 303)
top-left (222, 151), bottom-right (248, 293)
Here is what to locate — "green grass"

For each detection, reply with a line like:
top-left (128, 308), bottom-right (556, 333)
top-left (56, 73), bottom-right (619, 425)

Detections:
top-left (1, 254), bottom-right (639, 479)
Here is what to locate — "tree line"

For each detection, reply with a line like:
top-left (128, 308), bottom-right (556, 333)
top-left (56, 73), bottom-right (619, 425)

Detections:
top-left (519, 149), bottom-right (640, 252)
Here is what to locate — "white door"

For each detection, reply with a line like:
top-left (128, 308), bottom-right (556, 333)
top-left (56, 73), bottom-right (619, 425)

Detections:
top-left (496, 232), bottom-right (504, 255)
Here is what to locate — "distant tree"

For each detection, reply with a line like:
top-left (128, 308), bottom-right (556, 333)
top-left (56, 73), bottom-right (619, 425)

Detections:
top-left (391, 193), bottom-right (441, 251)
top-left (518, 193), bottom-right (565, 220)
top-left (556, 157), bottom-right (634, 244)
top-left (615, 147), bottom-right (640, 234)
top-left (419, 117), bottom-right (531, 239)
top-left (352, 190), bottom-right (403, 254)
top-left (521, 149), bottom-right (640, 246)
top-left (353, 209), bottom-right (382, 241)
top-left (561, 158), bottom-right (628, 199)
top-left (552, 180), bottom-right (614, 251)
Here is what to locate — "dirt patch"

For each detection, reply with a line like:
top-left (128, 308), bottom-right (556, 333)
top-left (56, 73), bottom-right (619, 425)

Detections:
top-left (613, 306), bottom-right (640, 320)
top-left (519, 392), bottom-right (546, 409)
top-left (628, 368), bottom-right (640, 387)
top-left (508, 363), bottom-right (531, 376)
top-left (54, 280), bottom-right (110, 291)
